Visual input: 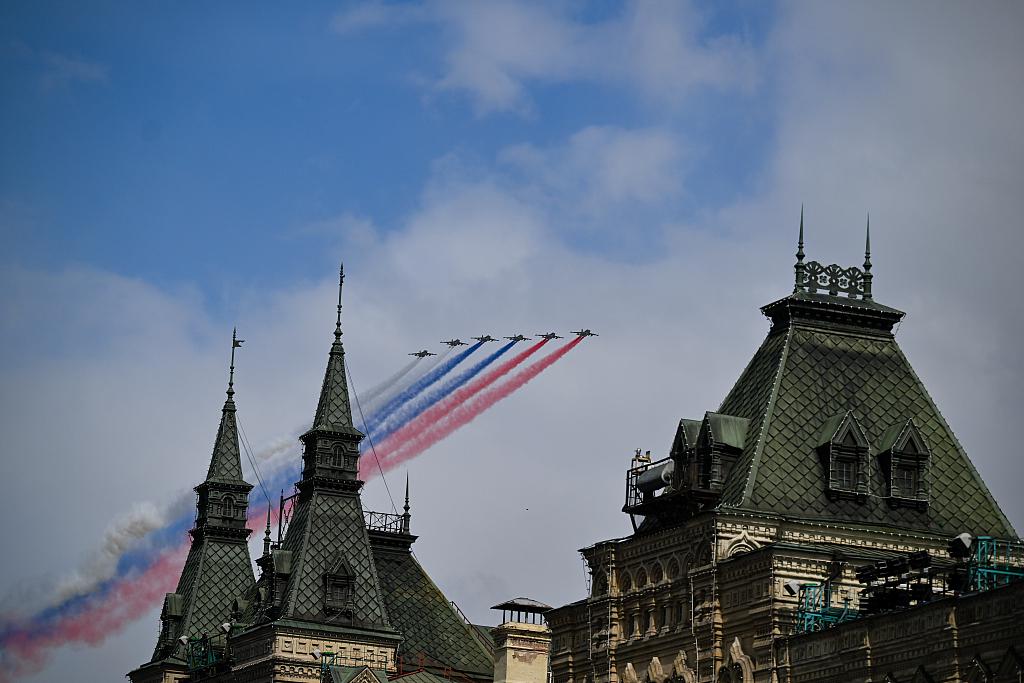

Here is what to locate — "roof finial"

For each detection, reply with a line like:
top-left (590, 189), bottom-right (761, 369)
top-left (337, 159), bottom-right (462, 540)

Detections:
top-left (263, 507), bottom-right (272, 556)
top-left (228, 327), bottom-right (244, 400)
top-left (794, 205), bottom-right (806, 293)
top-left (402, 472), bottom-right (411, 533)
top-left (335, 262), bottom-right (344, 342)
top-left (862, 214), bottom-right (873, 300)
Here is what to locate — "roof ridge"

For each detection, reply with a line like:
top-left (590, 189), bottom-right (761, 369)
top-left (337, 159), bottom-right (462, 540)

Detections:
top-left (737, 325), bottom-right (795, 507)
top-left (889, 343), bottom-right (1017, 537)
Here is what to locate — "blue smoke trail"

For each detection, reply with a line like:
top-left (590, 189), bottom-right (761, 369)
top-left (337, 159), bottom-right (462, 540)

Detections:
top-left (363, 342), bottom-right (483, 435)
top-left (367, 341), bottom-right (516, 444)
top-left (363, 348), bottom-right (451, 416)
top-left (361, 357), bottom-right (422, 407)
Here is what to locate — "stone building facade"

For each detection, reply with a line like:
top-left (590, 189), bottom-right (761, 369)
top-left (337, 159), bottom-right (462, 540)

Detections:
top-left (548, 223), bottom-right (1020, 683)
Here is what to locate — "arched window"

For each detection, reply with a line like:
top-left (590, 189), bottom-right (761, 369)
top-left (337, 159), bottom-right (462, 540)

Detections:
top-left (331, 443), bottom-right (344, 467)
top-left (651, 562), bottom-right (664, 584)
top-left (667, 558), bottom-right (680, 580)
top-left (636, 568), bottom-right (648, 588)
top-left (222, 495), bottom-right (235, 519)
top-left (619, 571), bottom-right (632, 593)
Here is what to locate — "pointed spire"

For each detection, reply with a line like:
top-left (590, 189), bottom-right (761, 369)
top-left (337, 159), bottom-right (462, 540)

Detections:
top-left (307, 263), bottom-right (360, 436)
top-left (263, 507), bottom-right (273, 556)
top-left (402, 472), bottom-right (411, 534)
top-left (794, 205), bottom-right (807, 293)
top-left (335, 262), bottom-right (344, 344)
top-left (227, 327), bottom-right (244, 402)
top-left (862, 214), bottom-right (873, 300)
top-left (205, 330), bottom-right (246, 483)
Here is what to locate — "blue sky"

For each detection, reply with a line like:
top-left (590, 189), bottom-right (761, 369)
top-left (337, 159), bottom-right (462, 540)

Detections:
top-left (1, 2), bottom-right (1023, 682)
top-left (2, 1), bottom-right (775, 297)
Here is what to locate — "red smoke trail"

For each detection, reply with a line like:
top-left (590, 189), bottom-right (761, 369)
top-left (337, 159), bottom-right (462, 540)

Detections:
top-left (359, 339), bottom-right (550, 479)
top-left (1, 544), bottom-right (187, 682)
top-left (377, 337), bottom-right (583, 473)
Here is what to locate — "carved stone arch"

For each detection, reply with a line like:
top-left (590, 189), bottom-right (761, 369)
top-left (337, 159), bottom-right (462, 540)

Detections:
top-left (717, 637), bottom-right (753, 683)
top-left (619, 568), bottom-right (633, 593)
top-left (646, 656), bottom-right (668, 683)
top-left (650, 560), bottom-right (664, 584)
top-left (666, 556), bottom-right (681, 581)
top-left (996, 646), bottom-right (1023, 682)
top-left (636, 566), bottom-right (648, 588)
top-left (622, 663), bottom-right (640, 683)
top-left (724, 529), bottom-right (761, 558)
top-left (965, 655), bottom-right (992, 683)
top-left (672, 650), bottom-right (696, 683)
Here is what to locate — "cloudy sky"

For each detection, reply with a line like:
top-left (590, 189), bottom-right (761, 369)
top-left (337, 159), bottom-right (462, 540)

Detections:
top-left (1, 2), bottom-right (1022, 681)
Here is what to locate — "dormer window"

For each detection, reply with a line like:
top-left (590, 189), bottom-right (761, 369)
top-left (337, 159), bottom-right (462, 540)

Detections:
top-left (816, 411), bottom-right (870, 501)
top-left (324, 556), bottom-right (355, 622)
top-left (878, 419), bottom-right (930, 508)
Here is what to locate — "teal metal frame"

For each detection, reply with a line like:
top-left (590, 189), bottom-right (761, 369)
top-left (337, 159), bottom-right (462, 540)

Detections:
top-left (969, 536), bottom-right (1024, 592)
top-left (794, 582), bottom-right (856, 634)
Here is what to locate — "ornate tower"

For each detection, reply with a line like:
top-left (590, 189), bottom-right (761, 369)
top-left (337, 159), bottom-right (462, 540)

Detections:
top-left (129, 330), bottom-right (256, 683)
top-left (230, 266), bottom-right (401, 682)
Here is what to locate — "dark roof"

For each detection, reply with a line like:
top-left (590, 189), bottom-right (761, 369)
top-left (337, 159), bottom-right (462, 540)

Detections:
top-left (205, 397), bottom-right (247, 483)
top-left (307, 337), bottom-right (363, 438)
top-left (390, 671), bottom-right (464, 683)
top-left (155, 539), bottom-right (255, 658)
top-left (710, 292), bottom-right (1015, 537)
top-left (491, 598), bottom-right (552, 612)
top-left (371, 542), bottom-right (494, 677)
top-left (329, 665), bottom-right (390, 683)
top-left (279, 490), bottom-right (393, 628)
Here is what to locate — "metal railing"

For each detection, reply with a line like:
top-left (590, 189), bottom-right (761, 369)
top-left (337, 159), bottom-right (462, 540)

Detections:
top-left (364, 509), bottom-right (407, 534)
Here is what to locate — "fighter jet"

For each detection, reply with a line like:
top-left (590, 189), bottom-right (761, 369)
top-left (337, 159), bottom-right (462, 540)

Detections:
top-left (472, 335), bottom-right (498, 343)
top-left (571, 329), bottom-right (599, 337)
top-left (537, 332), bottom-right (563, 340)
top-left (441, 338), bottom-right (468, 347)
top-left (504, 334), bottom-right (530, 342)
top-left (409, 350), bottom-right (436, 358)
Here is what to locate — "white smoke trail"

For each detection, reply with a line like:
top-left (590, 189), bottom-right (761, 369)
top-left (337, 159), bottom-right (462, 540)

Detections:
top-left (362, 347), bottom-right (452, 415)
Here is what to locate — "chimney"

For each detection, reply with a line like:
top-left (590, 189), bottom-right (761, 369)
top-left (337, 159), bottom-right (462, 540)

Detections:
top-left (491, 598), bottom-right (552, 683)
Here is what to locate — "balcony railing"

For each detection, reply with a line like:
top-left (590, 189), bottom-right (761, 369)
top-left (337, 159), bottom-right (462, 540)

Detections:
top-left (364, 509), bottom-right (407, 534)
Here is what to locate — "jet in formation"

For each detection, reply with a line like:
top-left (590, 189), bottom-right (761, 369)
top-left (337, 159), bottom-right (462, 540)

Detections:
top-left (504, 334), bottom-right (530, 342)
top-left (441, 339), bottom-right (468, 347)
top-left (572, 329), bottom-right (599, 337)
top-left (409, 350), bottom-right (436, 358)
top-left (537, 332), bottom-right (563, 340)
top-left (472, 335), bottom-right (498, 343)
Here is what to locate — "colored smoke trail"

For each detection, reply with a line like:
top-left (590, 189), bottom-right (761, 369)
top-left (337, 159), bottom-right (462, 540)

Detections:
top-left (360, 356), bottom-right (422, 407)
top-left (0, 544), bottom-right (187, 682)
top-left (359, 339), bottom-right (551, 478)
top-left (363, 342), bottom-right (482, 434)
top-left (376, 337), bottom-right (583, 473)
top-left (367, 341), bottom-right (516, 445)
top-left (362, 349), bottom-right (452, 416)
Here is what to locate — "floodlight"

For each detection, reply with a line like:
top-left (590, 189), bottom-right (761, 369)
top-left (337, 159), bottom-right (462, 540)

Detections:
top-left (948, 532), bottom-right (974, 559)
top-left (178, 635), bottom-right (189, 646)
top-left (783, 580), bottom-right (801, 597)
top-left (855, 563), bottom-right (876, 584)
top-left (311, 648), bottom-right (322, 660)
top-left (220, 622), bottom-right (232, 634)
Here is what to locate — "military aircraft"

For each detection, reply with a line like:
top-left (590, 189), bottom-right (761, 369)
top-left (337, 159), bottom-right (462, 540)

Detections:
top-left (504, 334), bottom-right (530, 342)
top-left (537, 332), bottom-right (563, 340)
top-left (472, 335), bottom-right (498, 343)
top-left (571, 329), bottom-right (599, 337)
top-left (441, 338), bottom-right (468, 347)
top-left (409, 350), bottom-right (436, 358)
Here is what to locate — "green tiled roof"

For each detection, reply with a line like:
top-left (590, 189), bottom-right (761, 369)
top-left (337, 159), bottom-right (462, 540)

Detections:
top-left (205, 398), bottom-right (246, 483)
top-left (712, 293), bottom-right (1015, 537)
top-left (330, 665), bottom-right (390, 683)
top-left (371, 544), bottom-right (494, 677)
top-left (308, 339), bottom-right (362, 438)
top-left (279, 491), bottom-right (392, 628)
top-left (154, 539), bottom-right (255, 659)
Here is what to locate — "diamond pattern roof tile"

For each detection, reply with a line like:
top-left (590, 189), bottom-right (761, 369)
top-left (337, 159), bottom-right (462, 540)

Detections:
top-left (715, 296), bottom-right (1016, 538)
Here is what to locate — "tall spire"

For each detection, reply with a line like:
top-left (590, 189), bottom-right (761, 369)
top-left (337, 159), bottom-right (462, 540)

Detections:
top-left (262, 507), bottom-right (272, 556)
top-left (335, 262), bottom-right (344, 343)
top-left (862, 214), bottom-right (873, 300)
top-left (402, 472), bottom-right (411, 533)
top-left (206, 330), bottom-right (246, 483)
top-left (227, 327), bottom-right (243, 402)
top-left (794, 205), bottom-right (806, 293)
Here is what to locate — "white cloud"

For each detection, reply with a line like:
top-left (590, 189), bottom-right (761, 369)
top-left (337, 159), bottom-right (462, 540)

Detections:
top-left (332, 0), bottom-right (758, 114)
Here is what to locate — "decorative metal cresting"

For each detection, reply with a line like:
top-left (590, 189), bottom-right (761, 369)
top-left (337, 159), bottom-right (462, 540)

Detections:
top-left (794, 208), bottom-right (874, 300)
